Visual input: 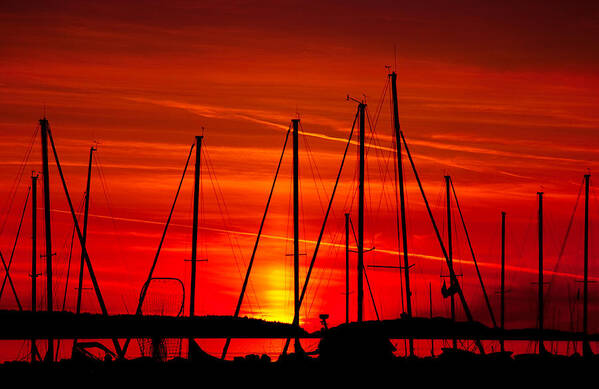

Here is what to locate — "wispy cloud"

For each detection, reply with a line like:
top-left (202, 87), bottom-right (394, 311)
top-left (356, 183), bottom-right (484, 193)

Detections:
top-left (48, 207), bottom-right (596, 283)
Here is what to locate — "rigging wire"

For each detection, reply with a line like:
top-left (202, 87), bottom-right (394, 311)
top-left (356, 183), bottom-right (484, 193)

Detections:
top-left (0, 185), bottom-right (30, 309)
top-left (349, 216), bottom-right (380, 320)
top-left (301, 126), bottom-right (351, 316)
top-left (0, 126), bottom-right (38, 237)
top-left (285, 160), bottom-right (292, 315)
top-left (47, 126), bottom-right (124, 357)
top-left (300, 152), bottom-right (311, 324)
top-left (199, 144), bottom-right (206, 315)
top-left (203, 144), bottom-right (262, 314)
top-left (281, 111), bottom-right (358, 355)
top-left (391, 131), bottom-right (406, 315)
top-left (136, 143), bottom-right (195, 312)
top-left (300, 123), bottom-right (351, 321)
top-left (93, 151), bottom-right (127, 271)
top-left (59, 194), bottom-right (86, 313)
top-left (366, 108), bottom-right (398, 238)
top-left (545, 178), bottom-right (584, 304)
top-left (221, 126), bottom-right (291, 359)
top-left (450, 178), bottom-right (497, 327)
top-left (55, 195), bottom-right (85, 359)
top-left (300, 125), bottom-right (328, 217)
top-left (120, 142), bottom-right (195, 357)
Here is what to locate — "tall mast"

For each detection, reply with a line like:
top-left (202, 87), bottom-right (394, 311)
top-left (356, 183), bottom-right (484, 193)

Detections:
top-left (189, 135), bottom-right (202, 317)
top-left (46, 127), bottom-right (123, 357)
top-left (357, 103), bottom-right (366, 322)
top-left (31, 172), bottom-right (38, 362)
top-left (189, 135), bottom-right (202, 355)
top-left (291, 118), bottom-right (301, 352)
top-left (445, 175), bottom-right (456, 349)
top-left (401, 132), bottom-right (485, 354)
top-left (389, 71), bottom-right (414, 356)
top-left (40, 117), bottom-right (53, 362)
top-left (583, 174), bottom-right (591, 357)
top-left (500, 211), bottom-right (506, 352)
top-left (537, 191), bottom-right (545, 354)
top-left (73, 146), bottom-right (94, 352)
top-left (345, 212), bottom-right (350, 324)
top-left (280, 112), bottom-right (356, 356)
top-left (75, 147), bottom-right (94, 311)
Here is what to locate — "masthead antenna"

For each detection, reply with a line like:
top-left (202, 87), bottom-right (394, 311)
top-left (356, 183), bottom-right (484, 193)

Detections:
top-left (346, 94), bottom-right (364, 104)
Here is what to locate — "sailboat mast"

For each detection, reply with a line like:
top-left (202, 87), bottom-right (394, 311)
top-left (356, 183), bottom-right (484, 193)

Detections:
top-left (537, 191), bottom-right (545, 353)
top-left (345, 212), bottom-right (350, 324)
top-left (73, 146), bottom-right (94, 353)
top-left (292, 118), bottom-right (301, 352)
top-left (357, 103), bottom-right (366, 322)
top-left (189, 135), bottom-right (202, 354)
top-left (75, 147), bottom-right (94, 315)
top-left (31, 172), bottom-right (38, 362)
top-left (445, 175), bottom-right (456, 349)
top-left (190, 135), bottom-right (203, 317)
top-left (583, 174), bottom-right (591, 356)
top-left (500, 211), bottom-right (506, 352)
top-left (389, 72), bottom-right (414, 356)
top-left (40, 118), bottom-right (53, 362)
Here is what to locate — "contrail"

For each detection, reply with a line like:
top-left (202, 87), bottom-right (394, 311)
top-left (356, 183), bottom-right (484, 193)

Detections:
top-left (48, 208), bottom-right (595, 282)
top-left (124, 97), bottom-right (518, 174)
top-left (155, 96), bottom-right (595, 170)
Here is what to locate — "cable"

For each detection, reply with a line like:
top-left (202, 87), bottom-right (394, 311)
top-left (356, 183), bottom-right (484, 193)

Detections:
top-left (0, 185), bottom-right (30, 309)
top-left (120, 142), bottom-right (195, 357)
top-left (0, 126), bottom-right (38, 237)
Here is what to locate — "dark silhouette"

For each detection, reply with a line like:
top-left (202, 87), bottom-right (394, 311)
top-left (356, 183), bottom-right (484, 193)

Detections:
top-left (1, 67), bottom-right (597, 383)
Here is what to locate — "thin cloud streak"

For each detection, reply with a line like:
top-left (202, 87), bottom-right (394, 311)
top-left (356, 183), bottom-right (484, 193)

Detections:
top-left (48, 208), bottom-right (595, 283)
top-left (127, 97), bottom-right (599, 177)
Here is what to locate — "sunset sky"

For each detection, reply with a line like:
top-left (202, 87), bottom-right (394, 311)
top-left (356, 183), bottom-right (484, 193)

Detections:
top-left (1, 0), bottom-right (599, 357)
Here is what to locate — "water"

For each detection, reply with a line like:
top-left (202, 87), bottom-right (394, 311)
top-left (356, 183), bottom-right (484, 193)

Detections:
top-left (1, 338), bottom-right (596, 362)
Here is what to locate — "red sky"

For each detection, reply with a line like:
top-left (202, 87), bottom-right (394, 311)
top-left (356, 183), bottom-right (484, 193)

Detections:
top-left (1, 0), bottom-right (599, 352)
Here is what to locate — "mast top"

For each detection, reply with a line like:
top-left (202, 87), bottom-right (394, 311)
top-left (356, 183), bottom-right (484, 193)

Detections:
top-left (346, 94), bottom-right (366, 106)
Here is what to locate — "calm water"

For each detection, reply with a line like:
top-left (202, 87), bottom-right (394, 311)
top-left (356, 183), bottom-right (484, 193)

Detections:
top-left (1, 338), bottom-right (597, 362)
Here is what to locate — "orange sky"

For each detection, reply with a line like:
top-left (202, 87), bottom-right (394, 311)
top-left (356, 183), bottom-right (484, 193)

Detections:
top-left (1, 0), bottom-right (599, 347)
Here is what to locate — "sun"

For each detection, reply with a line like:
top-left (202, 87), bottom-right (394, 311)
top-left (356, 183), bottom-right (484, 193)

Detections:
top-left (257, 264), bottom-right (294, 324)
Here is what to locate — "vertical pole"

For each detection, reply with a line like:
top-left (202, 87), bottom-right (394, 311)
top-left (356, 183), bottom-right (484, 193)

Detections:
top-left (47, 128), bottom-right (123, 357)
top-left (390, 72), bottom-right (414, 356)
top-left (292, 118), bottom-right (301, 352)
top-left (73, 147), bottom-right (94, 352)
top-left (357, 103), bottom-right (365, 322)
top-left (189, 135), bottom-right (202, 356)
top-left (31, 172), bottom-right (38, 362)
top-left (221, 129), bottom-right (291, 360)
top-left (445, 175), bottom-right (456, 349)
top-left (345, 213), bottom-right (350, 324)
top-left (40, 118), bottom-right (53, 362)
top-left (583, 174), bottom-right (591, 357)
top-left (401, 132), bottom-right (484, 354)
top-left (500, 211), bottom-right (506, 352)
top-left (537, 192), bottom-right (545, 354)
